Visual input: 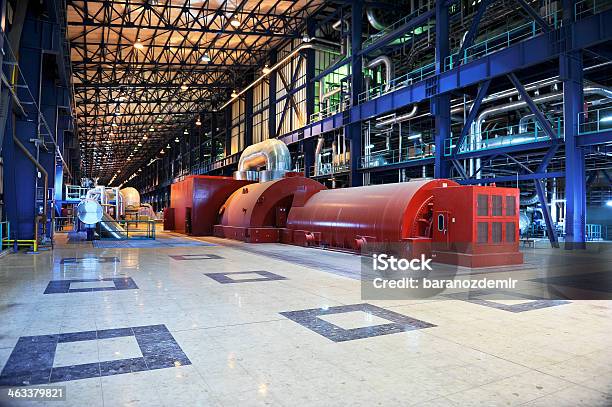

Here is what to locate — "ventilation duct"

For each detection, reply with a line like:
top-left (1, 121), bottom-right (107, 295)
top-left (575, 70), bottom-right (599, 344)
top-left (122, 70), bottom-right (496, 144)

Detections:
top-left (234, 139), bottom-right (292, 182)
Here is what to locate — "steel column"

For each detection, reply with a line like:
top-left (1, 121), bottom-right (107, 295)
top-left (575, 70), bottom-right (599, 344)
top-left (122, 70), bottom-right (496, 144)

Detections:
top-left (562, 59), bottom-right (586, 247)
top-left (348, 0), bottom-right (364, 187)
top-left (433, 0), bottom-right (450, 179)
top-left (304, 19), bottom-right (316, 176)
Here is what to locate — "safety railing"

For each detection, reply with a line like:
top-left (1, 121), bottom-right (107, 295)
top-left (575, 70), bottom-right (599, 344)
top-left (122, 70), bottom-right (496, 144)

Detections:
top-left (53, 217), bottom-right (77, 233)
top-left (444, 119), bottom-right (563, 156)
top-left (95, 220), bottom-right (156, 240)
top-left (359, 63), bottom-right (436, 103)
top-left (0, 220), bottom-right (38, 252)
top-left (586, 224), bottom-right (603, 241)
top-left (362, 5), bottom-right (432, 49)
top-left (65, 185), bottom-right (89, 200)
top-left (578, 106), bottom-right (612, 134)
top-left (311, 99), bottom-right (350, 122)
top-left (362, 143), bottom-right (435, 169)
top-left (575, 0), bottom-right (612, 20)
top-left (445, 11), bottom-right (560, 71)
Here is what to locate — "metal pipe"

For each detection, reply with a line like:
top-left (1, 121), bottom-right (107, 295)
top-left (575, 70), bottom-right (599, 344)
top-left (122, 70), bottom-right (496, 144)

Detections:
top-left (314, 137), bottom-right (324, 176)
top-left (471, 87), bottom-right (612, 149)
top-left (234, 139), bottom-right (292, 182)
top-left (319, 87), bottom-right (342, 114)
top-left (375, 105), bottom-right (418, 128)
top-left (366, 8), bottom-right (387, 30)
top-left (366, 56), bottom-right (393, 92)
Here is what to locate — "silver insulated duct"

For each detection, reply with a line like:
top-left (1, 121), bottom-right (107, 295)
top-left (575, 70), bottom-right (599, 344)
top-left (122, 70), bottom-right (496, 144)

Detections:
top-left (234, 139), bottom-right (292, 182)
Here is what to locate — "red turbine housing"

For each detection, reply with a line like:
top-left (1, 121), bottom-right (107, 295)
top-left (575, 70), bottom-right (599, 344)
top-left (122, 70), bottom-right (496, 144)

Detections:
top-left (213, 176), bottom-right (326, 243)
top-left (286, 179), bottom-right (453, 250)
top-left (165, 175), bottom-right (252, 235)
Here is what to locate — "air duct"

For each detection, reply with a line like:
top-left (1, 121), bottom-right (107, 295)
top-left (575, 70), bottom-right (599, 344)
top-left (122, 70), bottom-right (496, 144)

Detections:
top-left (234, 139), bottom-right (292, 182)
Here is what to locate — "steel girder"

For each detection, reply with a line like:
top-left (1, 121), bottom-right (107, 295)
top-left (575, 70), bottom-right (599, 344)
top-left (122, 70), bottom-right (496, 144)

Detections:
top-left (68, 0), bottom-right (324, 183)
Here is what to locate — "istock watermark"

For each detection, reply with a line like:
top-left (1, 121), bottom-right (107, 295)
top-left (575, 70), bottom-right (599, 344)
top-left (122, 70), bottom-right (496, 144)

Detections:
top-left (372, 253), bottom-right (433, 272)
top-left (359, 242), bottom-right (529, 300)
top-left (360, 242), bottom-right (612, 301)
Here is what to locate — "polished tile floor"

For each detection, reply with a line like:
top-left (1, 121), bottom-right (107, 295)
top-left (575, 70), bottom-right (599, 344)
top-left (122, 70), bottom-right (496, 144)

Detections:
top-left (0, 232), bottom-right (611, 406)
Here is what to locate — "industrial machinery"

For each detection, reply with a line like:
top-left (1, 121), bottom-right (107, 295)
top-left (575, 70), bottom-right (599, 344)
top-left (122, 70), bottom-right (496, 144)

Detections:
top-left (167, 140), bottom-right (522, 267)
top-left (166, 175), bottom-right (252, 235)
top-left (67, 181), bottom-right (156, 240)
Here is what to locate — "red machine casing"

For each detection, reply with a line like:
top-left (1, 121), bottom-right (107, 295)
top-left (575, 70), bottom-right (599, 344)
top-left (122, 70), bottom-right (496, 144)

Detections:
top-left (163, 207), bottom-right (175, 231)
top-left (286, 179), bottom-right (457, 250)
top-left (169, 175), bottom-right (252, 235)
top-left (431, 185), bottom-right (523, 267)
top-left (214, 176), bottom-right (326, 243)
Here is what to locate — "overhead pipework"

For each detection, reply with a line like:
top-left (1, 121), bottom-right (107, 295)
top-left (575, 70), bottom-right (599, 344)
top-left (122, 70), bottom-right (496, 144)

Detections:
top-left (234, 139), bottom-right (292, 182)
top-left (366, 56), bottom-right (394, 93)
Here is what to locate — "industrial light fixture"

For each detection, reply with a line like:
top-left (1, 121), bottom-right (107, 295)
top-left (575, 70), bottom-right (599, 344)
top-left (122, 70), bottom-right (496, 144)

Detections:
top-left (166, 144), bottom-right (171, 149)
top-left (231, 90), bottom-right (238, 98)
top-left (133, 38), bottom-right (144, 50)
top-left (201, 53), bottom-right (211, 62)
top-left (195, 117), bottom-right (201, 126)
top-left (137, 142), bottom-right (142, 146)
top-left (175, 137), bottom-right (180, 143)
top-left (181, 84), bottom-right (188, 91)
top-left (407, 133), bottom-right (422, 140)
top-left (229, 16), bottom-right (241, 28)
top-left (262, 64), bottom-right (271, 75)
top-left (607, 200), bottom-right (612, 207)
top-left (160, 150), bottom-right (165, 154)
top-left (183, 129), bottom-right (189, 134)
top-left (112, 123), bottom-right (118, 127)
top-left (149, 127), bottom-right (155, 131)
top-left (143, 135), bottom-right (148, 140)
top-left (601, 116), bottom-right (612, 123)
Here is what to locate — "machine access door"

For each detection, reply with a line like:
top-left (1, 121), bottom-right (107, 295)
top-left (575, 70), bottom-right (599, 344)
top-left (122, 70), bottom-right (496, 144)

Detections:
top-left (433, 211), bottom-right (450, 250)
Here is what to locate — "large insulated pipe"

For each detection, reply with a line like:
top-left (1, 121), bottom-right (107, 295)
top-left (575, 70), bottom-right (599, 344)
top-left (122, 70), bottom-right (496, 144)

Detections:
top-left (120, 187), bottom-right (141, 209)
top-left (366, 56), bottom-right (394, 92)
top-left (234, 139), bottom-right (292, 182)
top-left (314, 137), bottom-right (324, 176)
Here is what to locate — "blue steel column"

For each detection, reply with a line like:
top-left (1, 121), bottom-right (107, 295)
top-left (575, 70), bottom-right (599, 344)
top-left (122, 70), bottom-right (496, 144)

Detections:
top-left (303, 18), bottom-right (316, 177)
top-left (561, 0), bottom-right (586, 249)
top-left (348, 1), bottom-right (364, 187)
top-left (433, 0), bottom-right (451, 179)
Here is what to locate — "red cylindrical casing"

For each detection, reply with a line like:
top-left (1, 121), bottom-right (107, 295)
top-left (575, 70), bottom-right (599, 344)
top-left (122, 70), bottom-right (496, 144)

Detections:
top-left (219, 177), bottom-right (325, 228)
top-left (286, 179), bottom-right (458, 250)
